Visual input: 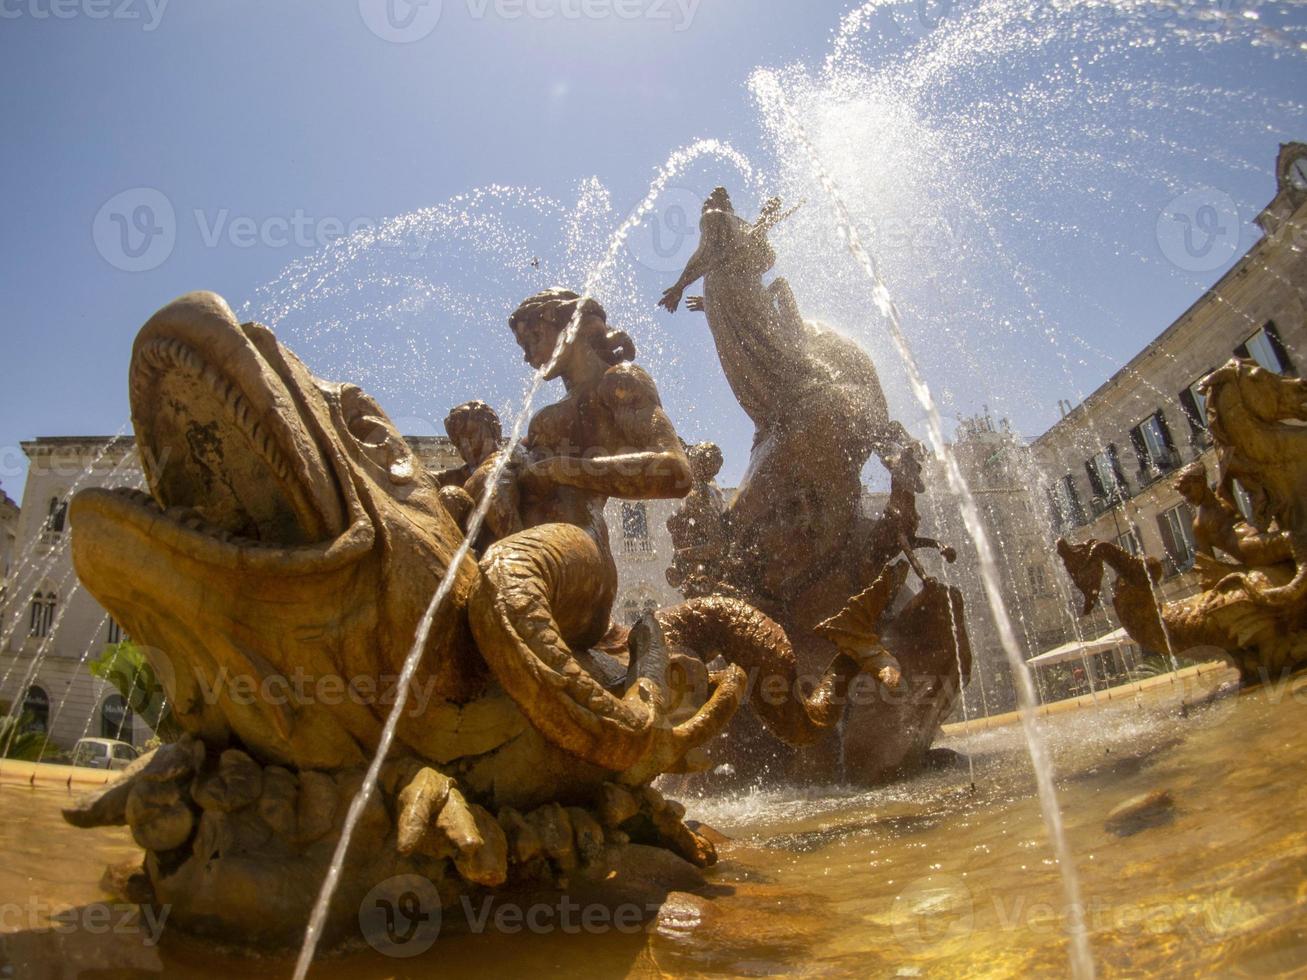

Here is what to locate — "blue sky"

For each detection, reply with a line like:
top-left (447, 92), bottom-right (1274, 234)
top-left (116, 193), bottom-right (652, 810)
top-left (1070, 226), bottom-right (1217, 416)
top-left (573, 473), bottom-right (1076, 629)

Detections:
top-left (1, 0), bottom-right (1305, 502)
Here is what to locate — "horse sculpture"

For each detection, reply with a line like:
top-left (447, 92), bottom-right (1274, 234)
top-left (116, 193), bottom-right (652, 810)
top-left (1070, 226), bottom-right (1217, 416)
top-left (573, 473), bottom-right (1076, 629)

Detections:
top-left (1200, 358), bottom-right (1307, 605)
top-left (1059, 358), bottom-right (1307, 681)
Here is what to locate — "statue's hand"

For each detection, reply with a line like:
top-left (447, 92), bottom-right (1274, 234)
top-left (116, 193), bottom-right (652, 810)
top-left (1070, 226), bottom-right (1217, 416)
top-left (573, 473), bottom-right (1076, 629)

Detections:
top-left (686, 295), bottom-right (705, 313)
top-left (657, 286), bottom-right (683, 314)
top-left (941, 546), bottom-right (957, 563)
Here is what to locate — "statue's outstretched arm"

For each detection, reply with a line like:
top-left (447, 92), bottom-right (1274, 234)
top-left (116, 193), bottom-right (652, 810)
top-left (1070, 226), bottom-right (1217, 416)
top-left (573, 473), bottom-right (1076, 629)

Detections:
top-left (658, 210), bottom-right (731, 314)
top-left (657, 239), bottom-right (714, 314)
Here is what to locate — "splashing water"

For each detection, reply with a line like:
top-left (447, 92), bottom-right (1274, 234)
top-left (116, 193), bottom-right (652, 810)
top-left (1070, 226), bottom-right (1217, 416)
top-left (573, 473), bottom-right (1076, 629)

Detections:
top-left (751, 69), bottom-right (1096, 978)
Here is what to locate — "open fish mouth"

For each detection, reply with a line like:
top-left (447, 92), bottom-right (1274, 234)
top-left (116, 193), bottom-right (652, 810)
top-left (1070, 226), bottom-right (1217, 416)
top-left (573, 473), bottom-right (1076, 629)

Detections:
top-left (73, 292), bottom-right (369, 571)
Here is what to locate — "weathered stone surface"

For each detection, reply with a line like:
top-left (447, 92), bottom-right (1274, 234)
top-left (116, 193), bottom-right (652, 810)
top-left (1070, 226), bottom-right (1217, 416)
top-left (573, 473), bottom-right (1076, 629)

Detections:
top-left (194, 807), bottom-right (272, 860)
top-left (62, 738), bottom-right (202, 829)
top-left (63, 776), bottom-right (134, 829)
top-left (684, 819), bottom-right (731, 846)
top-left (528, 802), bottom-right (577, 872)
top-left (192, 749), bottom-right (263, 813)
top-left (396, 766), bottom-right (453, 856)
top-left (100, 860), bottom-right (155, 906)
top-left (596, 782), bottom-right (640, 828)
top-left (577, 844), bottom-right (706, 909)
top-left (1106, 789), bottom-right (1176, 837)
top-left (126, 779), bottom-right (194, 852)
top-left (498, 806), bottom-right (543, 864)
top-left (295, 770), bottom-right (336, 844)
top-left (566, 806), bottom-right (605, 867)
top-left (437, 788), bottom-right (507, 886)
top-left (258, 766), bottom-right (299, 841)
top-left (332, 769), bottom-right (389, 842)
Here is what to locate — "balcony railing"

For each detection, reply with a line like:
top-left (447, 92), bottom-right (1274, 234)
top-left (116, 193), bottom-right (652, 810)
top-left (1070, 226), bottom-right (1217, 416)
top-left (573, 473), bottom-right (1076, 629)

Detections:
top-left (1135, 449), bottom-right (1183, 487)
top-left (621, 536), bottom-right (654, 558)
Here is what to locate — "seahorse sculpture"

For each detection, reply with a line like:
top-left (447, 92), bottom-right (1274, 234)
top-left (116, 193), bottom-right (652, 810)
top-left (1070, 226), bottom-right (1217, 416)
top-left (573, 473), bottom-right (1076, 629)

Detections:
top-left (1058, 358), bottom-right (1307, 681)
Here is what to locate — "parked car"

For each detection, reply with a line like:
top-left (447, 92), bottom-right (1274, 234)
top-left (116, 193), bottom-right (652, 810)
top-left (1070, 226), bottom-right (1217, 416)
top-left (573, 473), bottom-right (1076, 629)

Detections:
top-left (71, 737), bottom-right (139, 771)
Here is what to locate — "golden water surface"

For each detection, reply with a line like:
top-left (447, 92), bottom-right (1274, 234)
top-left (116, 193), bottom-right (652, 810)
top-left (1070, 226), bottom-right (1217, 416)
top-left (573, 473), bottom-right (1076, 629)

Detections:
top-left (2, 665), bottom-right (1305, 978)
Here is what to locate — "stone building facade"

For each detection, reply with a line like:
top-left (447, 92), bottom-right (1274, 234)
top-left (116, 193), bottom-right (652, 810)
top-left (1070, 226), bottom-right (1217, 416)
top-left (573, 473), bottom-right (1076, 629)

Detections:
top-left (0, 436), bottom-right (152, 751)
top-left (0, 484), bottom-right (17, 583)
top-left (922, 142), bottom-right (1307, 710)
top-left (1032, 142), bottom-right (1307, 634)
top-left (921, 415), bottom-right (1066, 715)
top-left (604, 497), bottom-right (683, 625)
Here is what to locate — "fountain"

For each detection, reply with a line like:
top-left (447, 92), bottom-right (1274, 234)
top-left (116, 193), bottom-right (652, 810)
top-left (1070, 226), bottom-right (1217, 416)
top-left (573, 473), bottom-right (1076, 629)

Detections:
top-left (1, 1), bottom-right (1305, 976)
top-left (57, 288), bottom-right (920, 953)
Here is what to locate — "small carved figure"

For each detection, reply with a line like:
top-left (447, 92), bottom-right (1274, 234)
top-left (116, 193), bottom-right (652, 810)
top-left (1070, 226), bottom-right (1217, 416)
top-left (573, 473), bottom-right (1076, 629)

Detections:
top-left (435, 400), bottom-right (522, 545)
top-left (1174, 461), bottom-right (1291, 569)
top-left (666, 441), bottom-right (729, 597)
top-left (864, 440), bottom-right (958, 583)
top-left (1200, 359), bottom-right (1307, 605)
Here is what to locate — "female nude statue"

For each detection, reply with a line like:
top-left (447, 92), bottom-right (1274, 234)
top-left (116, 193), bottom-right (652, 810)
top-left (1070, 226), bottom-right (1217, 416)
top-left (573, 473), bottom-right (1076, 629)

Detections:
top-left (466, 288), bottom-right (701, 771)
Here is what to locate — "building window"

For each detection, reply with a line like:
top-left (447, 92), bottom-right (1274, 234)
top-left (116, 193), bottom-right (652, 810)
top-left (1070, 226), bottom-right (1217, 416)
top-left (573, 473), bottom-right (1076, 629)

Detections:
top-left (1130, 413), bottom-right (1178, 480)
top-left (1085, 446), bottom-right (1128, 510)
top-left (1236, 322), bottom-right (1295, 375)
top-left (1115, 527), bottom-right (1144, 557)
top-left (100, 694), bottom-right (133, 741)
top-left (1178, 377), bottom-right (1212, 437)
top-left (1026, 564), bottom-right (1050, 596)
top-left (621, 598), bottom-right (640, 625)
top-left (1157, 504), bottom-right (1197, 575)
top-left (107, 619), bottom-right (125, 645)
top-left (28, 592), bottom-right (55, 637)
top-left (642, 598), bottom-right (659, 618)
top-left (620, 503), bottom-right (652, 555)
top-left (45, 496), bottom-right (68, 534)
top-left (23, 686), bottom-right (49, 734)
top-left (1049, 475), bottom-right (1085, 531)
